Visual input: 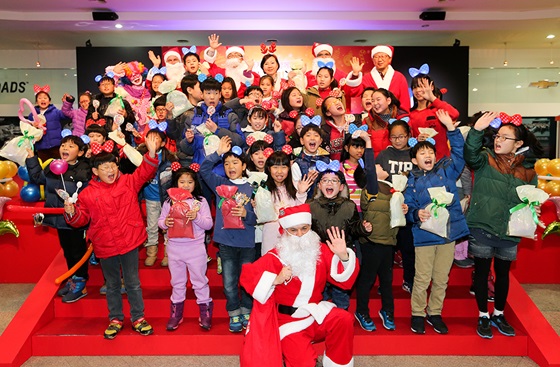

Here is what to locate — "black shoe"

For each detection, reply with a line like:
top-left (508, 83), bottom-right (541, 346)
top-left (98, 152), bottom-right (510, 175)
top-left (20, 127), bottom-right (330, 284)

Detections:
top-left (491, 314), bottom-right (515, 336)
top-left (427, 314), bottom-right (448, 334)
top-left (411, 316), bottom-right (425, 334)
top-left (477, 316), bottom-right (493, 339)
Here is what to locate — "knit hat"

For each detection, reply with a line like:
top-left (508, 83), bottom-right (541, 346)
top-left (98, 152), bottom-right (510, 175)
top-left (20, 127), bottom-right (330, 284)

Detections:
top-left (371, 45), bottom-right (394, 59)
top-left (312, 43), bottom-right (333, 57)
top-left (226, 46), bottom-right (245, 58)
top-left (278, 204), bottom-right (312, 229)
top-left (164, 48), bottom-right (182, 63)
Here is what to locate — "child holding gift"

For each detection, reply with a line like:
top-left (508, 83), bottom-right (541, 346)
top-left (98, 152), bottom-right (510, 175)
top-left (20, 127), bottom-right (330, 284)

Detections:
top-left (404, 109), bottom-right (469, 335)
top-left (199, 136), bottom-right (257, 333)
top-left (464, 111), bottom-right (543, 339)
top-left (158, 164), bottom-right (214, 331)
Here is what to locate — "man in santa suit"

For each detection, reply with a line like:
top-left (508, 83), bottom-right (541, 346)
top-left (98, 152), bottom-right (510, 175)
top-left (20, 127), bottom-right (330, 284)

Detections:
top-left (344, 45), bottom-right (411, 112)
top-left (240, 204), bottom-right (359, 367)
top-left (203, 33), bottom-right (260, 98)
top-left (147, 47), bottom-right (186, 89)
top-left (304, 43), bottom-right (350, 88)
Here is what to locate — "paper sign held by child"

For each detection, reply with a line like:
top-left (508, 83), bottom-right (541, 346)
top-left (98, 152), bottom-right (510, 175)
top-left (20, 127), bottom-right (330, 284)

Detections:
top-left (507, 185), bottom-right (548, 239)
top-left (420, 186), bottom-right (454, 238)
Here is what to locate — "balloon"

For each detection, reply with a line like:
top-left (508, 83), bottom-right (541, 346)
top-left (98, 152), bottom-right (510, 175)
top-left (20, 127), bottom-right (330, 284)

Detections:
top-left (49, 159), bottom-right (68, 175)
top-left (534, 158), bottom-right (550, 176)
top-left (544, 181), bottom-right (560, 196)
top-left (55, 244), bottom-right (93, 284)
top-left (0, 162), bottom-right (8, 179)
top-left (0, 183), bottom-right (4, 196)
top-left (542, 221), bottom-right (560, 239)
top-left (547, 158), bottom-right (560, 177)
top-left (17, 165), bottom-right (30, 182)
top-left (0, 220), bottom-right (19, 237)
top-left (538, 179), bottom-right (547, 191)
top-left (2, 181), bottom-right (19, 198)
top-left (4, 161), bottom-right (17, 178)
top-left (0, 197), bottom-right (10, 220)
top-left (18, 98), bottom-right (40, 126)
top-left (20, 183), bottom-right (41, 202)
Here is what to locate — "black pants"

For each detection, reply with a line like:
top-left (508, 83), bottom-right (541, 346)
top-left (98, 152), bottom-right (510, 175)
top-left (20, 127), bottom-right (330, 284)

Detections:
top-left (356, 241), bottom-right (394, 315)
top-left (396, 223), bottom-right (415, 285)
top-left (57, 228), bottom-right (89, 279)
top-left (473, 257), bottom-right (511, 312)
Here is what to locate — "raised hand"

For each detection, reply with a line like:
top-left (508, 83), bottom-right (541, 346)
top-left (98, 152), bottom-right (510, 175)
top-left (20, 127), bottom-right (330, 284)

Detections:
top-left (418, 78), bottom-right (436, 103)
top-left (113, 62), bottom-right (126, 75)
top-left (436, 109), bottom-right (459, 131)
top-left (297, 171), bottom-right (317, 193)
top-left (208, 34), bottom-right (222, 50)
top-left (326, 226), bottom-right (348, 261)
top-left (473, 111), bottom-right (500, 131)
top-left (350, 57), bottom-right (364, 76)
top-left (216, 136), bottom-right (232, 155)
top-left (145, 133), bottom-right (159, 158)
top-left (148, 50), bottom-right (161, 68)
top-left (245, 58), bottom-right (255, 71)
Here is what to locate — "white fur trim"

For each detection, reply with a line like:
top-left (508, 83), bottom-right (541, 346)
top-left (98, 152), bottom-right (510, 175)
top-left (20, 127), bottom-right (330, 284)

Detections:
top-left (278, 300), bottom-right (336, 339)
top-left (330, 249), bottom-right (356, 282)
top-left (371, 45), bottom-right (392, 58)
top-left (279, 212), bottom-right (312, 229)
top-left (252, 271), bottom-right (277, 304)
top-left (323, 354), bottom-right (354, 367)
top-left (371, 65), bottom-right (394, 90)
top-left (164, 50), bottom-right (181, 62)
top-left (344, 71), bottom-right (362, 88)
top-left (279, 316), bottom-right (315, 340)
top-left (203, 47), bottom-right (217, 64)
top-left (314, 44), bottom-right (333, 57)
top-left (226, 46), bottom-right (245, 57)
top-left (293, 268), bottom-right (316, 307)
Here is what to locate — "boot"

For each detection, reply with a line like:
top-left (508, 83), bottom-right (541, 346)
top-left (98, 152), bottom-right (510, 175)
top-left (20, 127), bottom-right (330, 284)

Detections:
top-left (199, 301), bottom-right (214, 330)
top-left (160, 245), bottom-right (168, 267)
top-left (166, 301), bottom-right (184, 331)
top-left (144, 245), bottom-right (158, 267)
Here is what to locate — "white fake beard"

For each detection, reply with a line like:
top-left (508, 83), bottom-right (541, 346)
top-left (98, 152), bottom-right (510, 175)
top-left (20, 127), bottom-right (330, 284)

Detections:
top-left (276, 230), bottom-right (321, 278)
top-left (166, 62), bottom-right (185, 83)
top-left (311, 57), bottom-right (336, 78)
top-left (225, 58), bottom-right (248, 89)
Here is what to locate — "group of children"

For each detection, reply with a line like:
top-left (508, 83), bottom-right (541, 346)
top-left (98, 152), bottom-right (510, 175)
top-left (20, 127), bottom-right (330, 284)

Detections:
top-left (20, 41), bottom-right (544, 342)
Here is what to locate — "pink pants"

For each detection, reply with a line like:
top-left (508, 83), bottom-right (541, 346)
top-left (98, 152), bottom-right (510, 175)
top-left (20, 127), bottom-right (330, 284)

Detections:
top-left (167, 240), bottom-right (212, 304)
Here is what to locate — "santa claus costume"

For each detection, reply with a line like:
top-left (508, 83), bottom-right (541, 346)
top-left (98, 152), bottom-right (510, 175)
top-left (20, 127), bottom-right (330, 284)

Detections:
top-left (146, 48), bottom-right (186, 90)
top-left (240, 204), bottom-right (359, 367)
top-left (305, 43), bottom-right (349, 89)
top-left (344, 45), bottom-right (411, 113)
top-left (203, 46), bottom-right (260, 98)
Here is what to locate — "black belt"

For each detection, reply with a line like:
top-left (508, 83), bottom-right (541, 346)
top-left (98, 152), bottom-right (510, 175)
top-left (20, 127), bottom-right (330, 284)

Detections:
top-left (278, 304), bottom-right (298, 316)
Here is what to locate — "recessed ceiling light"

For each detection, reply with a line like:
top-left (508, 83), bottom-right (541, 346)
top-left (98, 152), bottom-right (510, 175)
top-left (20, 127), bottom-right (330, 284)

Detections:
top-left (177, 39), bottom-right (189, 43)
top-left (115, 23), bottom-right (123, 29)
top-left (354, 39), bottom-right (367, 43)
top-left (472, 88), bottom-right (478, 92)
top-left (266, 39), bottom-right (278, 43)
top-left (516, 85), bottom-right (522, 89)
top-left (547, 34), bottom-right (555, 39)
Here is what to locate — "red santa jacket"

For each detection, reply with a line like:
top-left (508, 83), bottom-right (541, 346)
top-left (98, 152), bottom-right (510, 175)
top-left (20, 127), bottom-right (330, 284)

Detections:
top-left (409, 98), bottom-right (459, 160)
top-left (65, 154), bottom-right (158, 259)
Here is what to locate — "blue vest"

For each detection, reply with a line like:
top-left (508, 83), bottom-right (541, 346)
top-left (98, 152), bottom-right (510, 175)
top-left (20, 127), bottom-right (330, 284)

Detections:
top-left (191, 102), bottom-right (233, 130)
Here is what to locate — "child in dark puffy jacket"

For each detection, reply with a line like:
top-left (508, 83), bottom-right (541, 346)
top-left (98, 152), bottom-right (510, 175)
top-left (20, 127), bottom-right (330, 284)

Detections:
top-left (308, 137), bottom-right (377, 310)
top-left (404, 110), bottom-right (469, 335)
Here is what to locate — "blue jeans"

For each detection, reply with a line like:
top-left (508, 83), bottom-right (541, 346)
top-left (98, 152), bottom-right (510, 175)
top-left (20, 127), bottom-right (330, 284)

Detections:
top-left (323, 283), bottom-right (351, 310)
top-left (100, 248), bottom-right (145, 322)
top-left (219, 244), bottom-right (254, 316)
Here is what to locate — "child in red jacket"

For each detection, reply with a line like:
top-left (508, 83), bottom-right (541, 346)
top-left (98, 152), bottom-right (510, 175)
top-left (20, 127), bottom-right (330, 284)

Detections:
top-left (64, 134), bottom-right (159, 340)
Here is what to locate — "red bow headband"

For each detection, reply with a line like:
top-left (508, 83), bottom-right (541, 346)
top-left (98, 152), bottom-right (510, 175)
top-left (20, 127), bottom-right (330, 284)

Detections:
top-left (171, 162), bottom-right (200, 173)
top-left (90, 140), bottom-right (114, 155)
top-left (34, 84), bottom-right (50, 95)
top-left (86, 118), bottom-right (106, 128)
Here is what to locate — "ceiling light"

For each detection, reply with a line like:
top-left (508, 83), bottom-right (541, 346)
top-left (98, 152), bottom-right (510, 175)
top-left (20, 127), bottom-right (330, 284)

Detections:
top-left (354, 39), bottom-right (367, 43)
top-left (177, 39), bottom-right (189, 43)
top-left (115, 23), bottom-right (123, 29)
top-left (472, 88), bottom-right (478, 92)
top-left (503, 42), bottom-right (508, 67)
top-left (547, 35), bottom-right (556, 39)
top-left (516, 85), bottom-right (522, 89)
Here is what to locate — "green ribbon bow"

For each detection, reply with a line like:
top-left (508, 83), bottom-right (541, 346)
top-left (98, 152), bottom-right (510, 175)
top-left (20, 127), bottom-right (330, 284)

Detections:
top-left (110, 94), bottom-right (125, 109)
top-left (218, 197), bottom-right (225, 209)
top-left (17, 130), bottom-right (35, 148)
top-left (429, 198), bottom-right (448, 219)
top-left (509, 197), bottom-right (540, 225)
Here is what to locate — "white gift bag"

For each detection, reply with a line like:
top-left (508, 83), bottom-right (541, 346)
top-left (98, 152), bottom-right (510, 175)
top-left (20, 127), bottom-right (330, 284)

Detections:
top-left (507, 185), bottom-right (549, 239)
top-left (247, 172), bottom-right (277, 224)
top-left (167, 90), bottom-right (192, 119)
top-left (104, 95), bottom-right (126, 118)
top-left (0, 122), bottom-right (44, 166)
top-left (420, 186), bottom-right (454, 238)
top-left (390, 175), bottom-right (408, 228)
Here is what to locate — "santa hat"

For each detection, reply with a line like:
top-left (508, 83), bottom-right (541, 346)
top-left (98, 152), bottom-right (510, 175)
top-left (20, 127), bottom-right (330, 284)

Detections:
top-left (371, 45), bottom-right (394, 59)
top-left (312, 43), bottom-right (333, 57)
top-left (278, 204), bottom-right (312, 229)
top-left (164, 48), bottom-right (182, 62)
top-left (226, 46), bottom-right (245, 58)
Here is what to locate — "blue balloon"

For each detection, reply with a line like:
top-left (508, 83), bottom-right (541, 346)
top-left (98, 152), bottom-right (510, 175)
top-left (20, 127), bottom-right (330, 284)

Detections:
top-left (17, 165), bottom-right (30, 182)
top-left (20, 184), bottom-right (41, 202)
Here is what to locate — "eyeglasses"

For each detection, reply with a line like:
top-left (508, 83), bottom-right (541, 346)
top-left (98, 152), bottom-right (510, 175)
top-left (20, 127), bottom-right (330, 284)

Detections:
top-left (99, 82), bottom-right (113, 87)
top-left (248, 92), bottom-right (263, 98)
top-left (97, 164), bottom-right (118, 173)
top-left (493, 134), bottom-right (518, 142)
top-left (325, 98), bottom-right (342, 110)
top-left (320, 179), bottom-right (341, 184)
top-left (373, 54), bottom-right (390, 60)
top-left (390, 135), bottom-right (407, 141)
top-left (155, 107), bottom-right (167, 113)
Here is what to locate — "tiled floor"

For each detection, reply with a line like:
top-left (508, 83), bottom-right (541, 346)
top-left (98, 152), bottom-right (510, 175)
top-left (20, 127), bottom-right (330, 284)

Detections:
top-left (0, 283), bottom-right (558, 367)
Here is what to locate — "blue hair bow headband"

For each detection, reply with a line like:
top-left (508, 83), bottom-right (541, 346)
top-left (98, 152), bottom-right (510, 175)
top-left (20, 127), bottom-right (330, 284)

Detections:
top-left (301, 115), bottom-right (322, 127)
top-left (348, 123), bottom-right (368, 135)
top-left (316, 160), bottom-right (340, 173)
top-left (388, 116), bottom-right (410, 124)
top-left (182, 46), bottom-right (197, 54)
top-left (149, 119), bottom-right (168, 132)
top-left (61, 128), bottom-right (90, 144)
top-left (198, 73), bottom-right (224, 83)
top-left (317, 60), bottom-right (334, 69)
top-left (408, 137), bottom-right (435, 147)
top-left (94, 71), bottom-right (115, 83)
top-left (408, 63), bottom-right (430, 78)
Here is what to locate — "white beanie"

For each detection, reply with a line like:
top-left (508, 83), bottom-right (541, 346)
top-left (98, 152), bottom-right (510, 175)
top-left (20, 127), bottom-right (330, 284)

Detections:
top-left (371, 45), bottom-right (393, 59)
top-left (312, 43), bottom-right (333, 57)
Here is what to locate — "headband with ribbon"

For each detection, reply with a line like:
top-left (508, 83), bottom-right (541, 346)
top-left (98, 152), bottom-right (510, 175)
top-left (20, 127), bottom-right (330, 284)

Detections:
top-left (246, 133), bottom-right (273, 146)
top-left (226, 146), bottom-right (243, 157)
top-left (301, 115), bottom-right (322, 127)
top-left (260, 42), bottom-right (277, 54)
top-left (90, 140), bottom-right (115, 155)
top-left (86, 118), bottom-right (106, 128)
top-left (408, 63), bottom-right (430, 78)
top-left (171, 162), bottom-right (182, 172)
top-left (182, 46), bottom-right (197, 55)
top-left (317, 60), bottom-right (334, 69)
top-left (408, 137), bottom-right (436, 147)
top-left (61, 128), bottom-right (90, 144)
top-left (190, 163), bottom-right (200, 172)
top-left (388, 116), bottom-right (410, 125)
top-left (198, 73), bottom-right (224, 83)
top-left (281, 145), bottom-right (293, 155)
top-left (150, 66), bottom-right (167, 76)
top-left (33, 84), bottom-right (50, 95)
top-left (263, 147), bottom-right (274, 158)
top-left (348, 123), bottom-right (368, 136)
top-left (95, 72), bottom-right (115, 82)
top-left (148, 119), bottom-right (168, 132)
top-left (490, 112), bottom-right (523, 128)
top-left (316, 159), bottom-right (340, 173)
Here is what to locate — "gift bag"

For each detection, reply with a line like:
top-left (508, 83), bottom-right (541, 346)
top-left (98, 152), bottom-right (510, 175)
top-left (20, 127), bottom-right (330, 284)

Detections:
top-left (216, 185), bottom-right (245, 229)
top-left (167, 188), bottom-right (195, 239)
top-left (104, 95), bottom-right (125, 118)
top-left (390, 175), bottom-right (408, 228)
top-left (248, 172), bottom-right (277, 224)
top-left (420, 186), bottom-right (454, 238)
top-left (196, 124), bottom-right (220, 156)
top-left (167, 90), bottom-right (193, 119)
top-left (0, 122), bottom-right (44, 166)
top-left (507, 185), bottom-right (549, 239)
